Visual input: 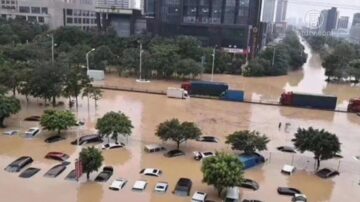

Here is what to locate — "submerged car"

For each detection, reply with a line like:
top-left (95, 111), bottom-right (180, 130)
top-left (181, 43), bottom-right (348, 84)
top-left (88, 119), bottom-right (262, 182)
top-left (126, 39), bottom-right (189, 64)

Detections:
top-left (316, 168), bottom-right (339, 178)
top-left (19, 167), bottom-right (40, 178)
top-left (71, 134), bottom-right (103, 145)
top-left (140, 168), bottom-right (162, 177)
top-left (5, 156), bottom-right (33, 173)
top-left (144, 144), bottom-right (166, 153)
top-left (3, 130), bottom-right (19, 136)
top-left (277, 146), bottom-right (296, 153)
top-left (95, 166), bottom-right (113, 182)
top-left (240, 179), bottom-right (259, 190)
top-left (292, 194), bottom-right (307, 202)
top-left (109, 178), bottom-right (127, 191)
top-left (45, 135), bottom-right (65, 143)
top-left (193, 151), bottom-right (215, 161)
top-left (154, 181), bottom-right (168, 193)
top-left (243, 200), bottom-right (263, 202)
top-left (101, 142), bottom-right (125, 150)
top-left (45, 152), bottom-right (69, 162)
top-left (191, 191), bottom-right (207, 202)
top-left (164, 149), bottom-right (185, 158)
top-left (25, 127), bottom-right (40, 137)
top-left (281, 164), bottom-right (296, 175)
top-left (44, 164), bottom-right (67, 178)
top-left (277, 187), bottom-right (302, 196)
top-left (24, 116), bottom-right (41, 121)
top-left (132, 180), bottom-right (147, 191)
top-left (64, 169), bottom-right (77, 181)
top-left (196, 136), bottom-right (219, 143)
top-left (174, 178), bottom-right (192, 196)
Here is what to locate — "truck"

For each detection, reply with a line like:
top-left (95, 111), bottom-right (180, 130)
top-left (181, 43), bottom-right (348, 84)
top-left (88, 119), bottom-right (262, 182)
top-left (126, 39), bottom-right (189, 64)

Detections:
top-left (221, 90), bottom-right (244, 102)
top-left (280, 92), bottom-right (337, 110)
top-left (181, 81), bottom-right (228, 97)
top-left (166, 87), bottom-right (189, 99)
top-left (347, 98), bottom-right (360, 112)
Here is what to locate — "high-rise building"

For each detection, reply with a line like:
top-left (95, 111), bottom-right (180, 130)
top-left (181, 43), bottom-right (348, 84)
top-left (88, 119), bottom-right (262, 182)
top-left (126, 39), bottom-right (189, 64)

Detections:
top-left (0, 0), bottom-right (97, 30)
top-left (337, 16), bottom-right (349, 29)
top-left (350, 13), bottom-right (360, 43)
top-left (96, 0), bottom-right (136, 9)
top-left (276, 0), bottom-right (288, 23)
top-left (262, 0), bottom-right (276, 23)
top-left (352, 13), bottom-right (360, 26)
top-left (318, 7), bottom-right (338, 32)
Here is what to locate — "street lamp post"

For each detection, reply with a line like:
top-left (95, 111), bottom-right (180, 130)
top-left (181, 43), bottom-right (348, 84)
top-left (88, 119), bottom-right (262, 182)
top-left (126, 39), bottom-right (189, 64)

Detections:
top-left (272, 47), bottom-right (276, 67)
top-left (139, 42), bottom-right (143, 81)
top-left (47, 34), bottom-right (54, 64)
top-left (211, 47), bottom-right (216, 82)
top-left (86, 48), bottom-right (96, 70)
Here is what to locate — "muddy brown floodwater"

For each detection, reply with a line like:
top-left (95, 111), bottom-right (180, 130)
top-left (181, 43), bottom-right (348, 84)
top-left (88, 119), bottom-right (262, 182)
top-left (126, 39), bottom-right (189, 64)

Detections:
top-left (1, 40), bottom-right (360, 202)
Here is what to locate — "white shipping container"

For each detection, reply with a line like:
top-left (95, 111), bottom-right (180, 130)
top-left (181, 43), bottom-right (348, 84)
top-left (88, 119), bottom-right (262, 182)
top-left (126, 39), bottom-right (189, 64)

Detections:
top-left (166, 87), bottom-right (189, 99)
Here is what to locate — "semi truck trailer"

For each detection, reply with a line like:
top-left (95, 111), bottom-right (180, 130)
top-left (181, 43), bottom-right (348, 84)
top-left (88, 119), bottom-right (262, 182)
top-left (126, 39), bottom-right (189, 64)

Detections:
top-left (280, 92), bottom-right (337, 110)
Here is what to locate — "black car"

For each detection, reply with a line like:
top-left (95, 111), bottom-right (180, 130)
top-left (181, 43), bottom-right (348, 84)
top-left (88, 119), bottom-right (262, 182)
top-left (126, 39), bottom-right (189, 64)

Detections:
top-left (277, 187), bottom-right (301, 196)
top-left (173, 178), bottom-right (192, 196)
top-left (164, 149), bottom-right (185, 158)
top-left (19, 167), bottom-right (41, 178)
top-left (45, 135), bottom-right (65, 143)
top-left (240, 179), bottom-right (259, 190)
top-left (277, 146), bottom-right (296, 153)
top-left (44, 164), bottom-right (67, 178)
top-left (316, 168), bottom-right (339, 179)
top-left (95, 166), bottom-right (114, 182)
top-left (243, 200), bottom-right (263, 202)
top-left (71, 134), bottom-right (103, 145)
top-left (24, 116), bottom-right (41, 121)
top-left (5, 156), bottom-right (33, 173)
top-left (196, 136), bottom-right (219, 143)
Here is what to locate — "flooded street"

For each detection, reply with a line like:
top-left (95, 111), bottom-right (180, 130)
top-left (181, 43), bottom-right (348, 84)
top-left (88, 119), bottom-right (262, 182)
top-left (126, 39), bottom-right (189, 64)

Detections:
top-left (1, 40), bottom-right (360, 202)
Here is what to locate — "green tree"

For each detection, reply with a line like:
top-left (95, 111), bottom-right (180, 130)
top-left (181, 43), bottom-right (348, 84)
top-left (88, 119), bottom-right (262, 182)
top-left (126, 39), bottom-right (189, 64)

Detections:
top-left (348, 59), bottom-right (360, 82)
top-left (40, 110), bottom-right (77, 135)
top-left (155, 119), bottom-right (202, 149)
top-left (96, 111), bottom-right (133, 143)
top-left (175, 35), bottom-right (202, 60)
top-left (201, 152), bottom-right (244, 196)
top-left (0, 95), bottom-right (21, 128)
top-left (82, 85), bottom-right (103, 107)
top-left (63, 66), bottom-right (91, 108)
top-left (176, 58), bottom-right (203, 79)
top-left (293, 127), bottom-right (341, 170)
top-left (226, 130), bottom-right (270, 155)
top-left (79, 146), bottom-right (104, 180)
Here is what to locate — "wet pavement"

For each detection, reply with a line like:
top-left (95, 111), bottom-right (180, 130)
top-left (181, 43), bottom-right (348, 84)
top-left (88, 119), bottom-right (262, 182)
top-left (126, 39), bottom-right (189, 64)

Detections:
top-left (1, 40), bottom-right (360, 202)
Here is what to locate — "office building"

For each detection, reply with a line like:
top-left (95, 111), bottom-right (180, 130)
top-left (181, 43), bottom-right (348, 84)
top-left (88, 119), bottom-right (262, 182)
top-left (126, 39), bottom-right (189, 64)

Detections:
top-left (350, 13), bottom-right (360, 43)
top-left (318, 7), bottom-right (338, 32)
top-left (261, 0), bottom-right (276, 23)
top-left (337, 16), bottom-right (349, 29)
top-left (0, 0), bottom-right (97, 30)
top-left (275, 0), bottom-right (287, 23)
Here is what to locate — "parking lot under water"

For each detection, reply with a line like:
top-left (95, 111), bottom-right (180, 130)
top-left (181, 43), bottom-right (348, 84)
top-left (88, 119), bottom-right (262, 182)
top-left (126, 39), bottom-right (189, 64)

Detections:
top-left (1, 40), bottom-right (360, 202)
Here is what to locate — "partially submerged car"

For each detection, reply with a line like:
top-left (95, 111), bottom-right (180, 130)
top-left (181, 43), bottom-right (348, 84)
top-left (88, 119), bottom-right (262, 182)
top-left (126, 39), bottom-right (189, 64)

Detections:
top-left (191, 191), bottom-right (207, 202)
top-left (71, 134), bottom-right (103, 145)
top-left (193, 151), bottom-right (215, 161)
top-left (44, 164), bottom-right (67, 178)
top-left (45, 152), bottom-right (69, 162)
top-left (196, 136), bottom-right (219, 143)
top-left (277, 187), bottom-right (302, 196)
top-left (238, 153), bottom-right (265, 169)
top-left (225, 187), bottom-right (240, 202)
top-left (24, 116), bottom-right (41, 121)
top-left (109, 178), bottom-right (127, 191)
top-left (5, 156), bottom-right (33, 173)
top-left (101, 142), bottom-right (125, 150)
top-left (316, 168), bottom-right (339, 179)
top-left (64, 169), bottom-right (77, 181)
top-left (277, 146), bottom-right (296, 153)
top-left (44, 135), bottom-right (65, 143)
top-left (132, 180), bottom-right (147, 191)
top-left (240, 179), bottom-right (259, 190)
top-left (140, 168), bottom-right (162, 177)
top-left (94, 166), bottom-right (113, 182)
top-left (243, 200), bottom-right (263, 202)
top-left (173, 178), bottom-right (192, 196)
top-left (164, 149), bottom-right (185, 158)
top-left (19, 167), bottom-right (40, 178)
top-left (292, 194), bottom-right (307, 202)
top-left (281, 164), bottom-right (296, 175)
top-left (154, 181), bottom-right (168, 193)
top-left (144, 144), bottom-right (166, 153)
top-left (25, 127), bottom-right (40, 137)
top-left (3, 130), bottom-right (19, 136)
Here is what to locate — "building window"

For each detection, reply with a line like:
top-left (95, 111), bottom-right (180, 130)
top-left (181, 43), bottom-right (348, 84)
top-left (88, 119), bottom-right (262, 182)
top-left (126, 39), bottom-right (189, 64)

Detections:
top-left (19, 6), bottom-right (30, 13)
top-left (31, 7), bottom-right (40, 14)
top-left (162, 0), bottom-right (180, 22)
top-left (41, 7), bottom-right (48, 14)
top-left (66, 17), bottom-right (73, 24)
top-left (15, 15), bottom-right (26, 20)
top-left (198, 0), bottom-right (210, 23)
top-left (237, 0), bottom-right (249, 25)
top-left (28, 16), bottom-right (37, 21)
top-left (38, 16), bottom-right (44, 23)
top-left (66, 9), bottom-right (73, 16)
top-left (210, 0), bottom-right (222, 24)
top-left (224, 0), bottom-right (236, 24)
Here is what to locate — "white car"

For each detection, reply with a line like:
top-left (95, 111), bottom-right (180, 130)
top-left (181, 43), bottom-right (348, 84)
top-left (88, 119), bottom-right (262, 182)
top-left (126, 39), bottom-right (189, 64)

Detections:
top-left (139, 168), bottom-right (162, 177)
top-left (132, 180), bottom-right (147, 191)
top-left (292, 194), bottom-right (307, 202)
top-left (281, 164), bottom-right (296, 175)
top-left (192, 191), bottom-right (208, 202)
top-left (109, 178), bottom-right (127, 191)
top-left (101, 142), bottom-right (125, 150)
top-left (193, 151), bottom-right (215, 160)
top-left (3, 130), bottom-right (19, 136)
top-left (25, 127), bottom-right (40, 137)
top-left (154, 181), bottom-right (168, 193)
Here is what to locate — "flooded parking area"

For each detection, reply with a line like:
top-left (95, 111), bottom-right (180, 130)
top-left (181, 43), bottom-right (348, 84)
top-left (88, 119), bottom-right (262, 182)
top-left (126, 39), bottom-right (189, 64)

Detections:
top-left (1, 88), bottom-right (360, 202)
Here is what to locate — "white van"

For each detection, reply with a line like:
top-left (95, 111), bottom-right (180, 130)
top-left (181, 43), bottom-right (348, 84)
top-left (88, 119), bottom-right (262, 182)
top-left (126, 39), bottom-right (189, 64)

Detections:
top-left (144, 144), bottom-right (166, 153)
top-left (224, 187), bottom-right (240, 202)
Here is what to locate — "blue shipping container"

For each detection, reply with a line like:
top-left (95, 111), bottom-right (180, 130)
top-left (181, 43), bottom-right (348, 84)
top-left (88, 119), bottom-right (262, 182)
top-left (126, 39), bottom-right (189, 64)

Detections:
top-left (221, 90), bottom-right (244, 102)
top-left (190, 81), bottom-right (228, 97)
top-left (238, 153), bottom-right (265, 169)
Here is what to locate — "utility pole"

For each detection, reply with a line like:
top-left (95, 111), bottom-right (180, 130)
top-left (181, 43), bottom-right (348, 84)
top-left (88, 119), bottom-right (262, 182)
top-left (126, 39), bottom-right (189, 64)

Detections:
top-left (47, 34), bottom-right (55, 64)
top-left (272, 47), bottom-right (276, 67)
top-left (86, 48), bottom-right (96, 70)
top-left (139, 42), bottom-right (143, 81)
top-left (211, 47), bottom-right (216, 82)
